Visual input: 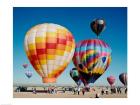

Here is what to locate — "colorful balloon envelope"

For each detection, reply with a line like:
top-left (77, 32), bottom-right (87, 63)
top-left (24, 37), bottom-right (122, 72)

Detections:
top-left (119, 73), bottom-right (127, 86)
top-left (24, 23), bottom-right (75, 83)
top-left (70, 68), bottom-right (82, 86)
top-left (73, 39), bottom-right (111, 86)
top-left (107, 76), bottom-right (115, 86)
top-left (90, 19), bottom-right (106, 37)
top-left (25, 70), bottom-right (33, 79)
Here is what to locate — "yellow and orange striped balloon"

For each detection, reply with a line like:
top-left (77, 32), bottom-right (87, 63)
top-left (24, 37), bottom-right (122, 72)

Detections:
top-left (24, 23), bottom-right (75, 83)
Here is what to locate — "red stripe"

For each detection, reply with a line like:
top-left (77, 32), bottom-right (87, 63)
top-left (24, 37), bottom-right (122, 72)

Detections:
top-left (31, 55), bottom-right (38, 61)
top-left (57, 38), bottom-right (66, 44)
top-left (36, 49), bottom-right (46, 55)
top-left (99, 40), bottom-right (106, 47)
top-left (46, 43), bottom-right (57, 49)
top-left (66, 34), bottom-right (73, 41)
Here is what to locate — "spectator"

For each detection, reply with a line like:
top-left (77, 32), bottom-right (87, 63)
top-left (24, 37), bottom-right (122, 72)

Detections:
top-left (82, 88), bottom-right (85, 95)
top-left (125, 88), bottom-right (127, 94)
top-left (101, 89), bottom-right (104, 95)
top-left (33, 88), bottom-right (36, 94)
top-left (77, 88), bottom-right (80, 95)
top-left (95, 93), bottom-right (100, 98)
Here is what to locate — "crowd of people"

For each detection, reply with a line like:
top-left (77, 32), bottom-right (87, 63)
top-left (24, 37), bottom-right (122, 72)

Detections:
top-left (101, 86), bottom-right (127, 95)
top-left (15, 86), bottom-right (127, 98)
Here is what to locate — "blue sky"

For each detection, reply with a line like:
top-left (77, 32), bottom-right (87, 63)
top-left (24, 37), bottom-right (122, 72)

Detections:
top-left (13, 7), bottom-right (127, 86)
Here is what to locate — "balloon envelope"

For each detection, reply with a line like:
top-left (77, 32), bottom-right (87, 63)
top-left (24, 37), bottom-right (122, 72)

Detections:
top-left (70, 68), bottom-right (82, 86)
top-left (119, 73), bottom-right (127, 86)
top-left (24, 23), bottom-right (75, 83)
top-left (90, 19), bottom-right (106, 37)
top-left (107, 76), bottom-right (115, 86)
top-left (73, 39), bottom-right (111, 86)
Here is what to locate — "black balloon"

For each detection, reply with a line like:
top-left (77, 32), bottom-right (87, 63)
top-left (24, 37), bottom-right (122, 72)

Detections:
top-left (119, 73), bottom-right (127, 86)
top-left (90, 19), bottom-right (106, 37)
top-left (70, 68), bottom-right (82, 87)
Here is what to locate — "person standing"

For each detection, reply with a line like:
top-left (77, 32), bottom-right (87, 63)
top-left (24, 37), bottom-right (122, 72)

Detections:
top-left (33, 88), bottom-right (36, 94)
top-left (77, 87), bottom-right (80, 95)
top-left (125, 88), bottom-right (127, 94)
top-left (82, 88), bottom-right (85, 95)
top-left (101, 89), bottom-right (104, 95)
top-left (95, 93), bottom-right (100, 98)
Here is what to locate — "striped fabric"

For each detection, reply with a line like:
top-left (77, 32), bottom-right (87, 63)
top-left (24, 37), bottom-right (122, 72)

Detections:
top-left (24, 23), bottom-right (75, 83)
top-left (73, 39), bottom-right (111, 75)
top-left (119, 73), bottom-right (127, 86)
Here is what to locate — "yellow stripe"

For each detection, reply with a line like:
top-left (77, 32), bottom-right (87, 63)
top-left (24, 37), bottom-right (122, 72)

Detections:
top-left (78, 66), bottom-right (88, 74)
top-left (93, 67), bottom-right (104, 74)
top-left (57, 29), bottom-right (67, 34)
top-left (47, 55), bottom-right (55, 60)
top-left (56, 50), bottom-right (64, 56)
top-left (93, 68), bottom-right (98, 74)
top-left (46, 32), bottom-right (57, 37)
top-left (28, 44), bottom-right (36, 50)
top-left (99, 68), bottom-right (105, 74)
top-left (36, 37), bottom-right (46, 43)
top-left (65, 46), bottom-right (72, 52)
top-left (40, 60), bottom-right (47, 65)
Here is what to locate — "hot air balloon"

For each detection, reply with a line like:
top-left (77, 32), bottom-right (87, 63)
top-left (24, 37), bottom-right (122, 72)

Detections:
top-left (25, 70), bottom-right (33, 79)
top-left (107, 76), bottom-right (115, 86)
top-left (73, 39), bottom-right (111, 87)
top-left (119, 73), bottom-right (127, 86)
top-left (22, 64), bottom-right (28, 69)
top-left (24, 23), bottom-right (75, 83)
top-left (70, 68), bottom-right (82, 87)
top-left (90, 19), bottom-right (106, 37)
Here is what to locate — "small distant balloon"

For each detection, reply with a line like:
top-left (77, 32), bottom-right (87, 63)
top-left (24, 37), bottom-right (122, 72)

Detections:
top-left (119, 73), bottom-right (127, 86)
top-left (70, 68), bottom-right (82, 87)
top-left (90, 18), bottom-right (106, 37)
top-left (22, 64), bottom-right (28, 69)
top-left (107, 76), bottom-right (115, 86)
top-left (25, 70), bottom-right (33, 79)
